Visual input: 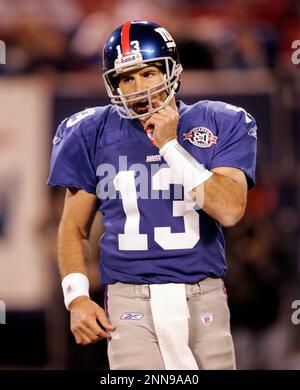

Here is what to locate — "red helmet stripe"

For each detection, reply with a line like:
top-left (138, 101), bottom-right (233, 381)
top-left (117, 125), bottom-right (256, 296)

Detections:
top-left (121, 21), bottom-right (131, 55)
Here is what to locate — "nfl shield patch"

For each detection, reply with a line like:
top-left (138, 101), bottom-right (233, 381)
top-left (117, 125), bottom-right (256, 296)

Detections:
top-left (201, 313), bottom-right (214, 326)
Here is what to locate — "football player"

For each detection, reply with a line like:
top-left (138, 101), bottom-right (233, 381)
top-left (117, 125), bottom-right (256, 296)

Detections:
top-left (48, 20), bottom-right (257, 369)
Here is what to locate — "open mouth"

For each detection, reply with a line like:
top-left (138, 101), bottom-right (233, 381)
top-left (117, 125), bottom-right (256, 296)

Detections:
top-left (132, 99), bottom-right (149, 113)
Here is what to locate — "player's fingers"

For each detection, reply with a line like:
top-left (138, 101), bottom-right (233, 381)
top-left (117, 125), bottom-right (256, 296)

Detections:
top-left (144, 115), bottom-right (164, 131)
top-left (78, 322), bottom-right (101, 342)
top-left (156, 105), bottom-right (179, 121)
top-left (150, 109), bottom-right (176, 122)
top-left (151, 99), bottom-right (163, 109)
top-left (151, 102), bottom-right (175, 115)
top-left (163, 104), bottom-right (177, 113)
top-left (85, 318), bottom-right (110, 340)
top-left (73, 322), bottom-right (102, 344)
top-left (71, 316), bottom-right (99, 343)
top-left (144, 117), bottom-right (155, 130)
top-left (72, 328), bottom-right (83, 344)
top-left (96, 308), bottom-right (116, 331)
top-left (79, 333), bottom-right (94, 346)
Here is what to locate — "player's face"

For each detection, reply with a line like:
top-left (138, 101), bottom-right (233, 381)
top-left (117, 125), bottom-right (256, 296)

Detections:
top-left (118, 66), bottom-right (167, 116)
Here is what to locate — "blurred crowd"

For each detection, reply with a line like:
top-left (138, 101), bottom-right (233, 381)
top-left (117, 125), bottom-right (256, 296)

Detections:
top-left (224, 166), bottom-right (300, 369)
top-left (0, 0), bottom-right (300, 75)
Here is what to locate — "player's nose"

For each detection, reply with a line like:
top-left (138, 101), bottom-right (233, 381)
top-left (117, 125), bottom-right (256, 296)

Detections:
top-left (134, 75), bottom-right (146, 93)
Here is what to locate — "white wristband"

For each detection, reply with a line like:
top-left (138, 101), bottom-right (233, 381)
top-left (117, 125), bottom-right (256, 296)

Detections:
top-left (62, 273), bottom-right (90, 310)
top-left (159, 139), bottom-right (213, 193)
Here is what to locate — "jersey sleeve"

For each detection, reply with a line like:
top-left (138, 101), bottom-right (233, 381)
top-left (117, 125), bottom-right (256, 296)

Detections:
top-left (47, 108), bottom-right (98, 194)
top-left (208, 103), bottom-right (257, 189)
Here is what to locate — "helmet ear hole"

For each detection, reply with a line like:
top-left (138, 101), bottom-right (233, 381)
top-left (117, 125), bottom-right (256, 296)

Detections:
top-left (109, 75), bottom-right (120, 93)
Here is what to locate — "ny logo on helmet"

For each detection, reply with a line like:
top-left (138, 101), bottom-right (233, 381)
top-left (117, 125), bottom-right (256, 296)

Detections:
top-left (155, 27), bottom-right (176, 48)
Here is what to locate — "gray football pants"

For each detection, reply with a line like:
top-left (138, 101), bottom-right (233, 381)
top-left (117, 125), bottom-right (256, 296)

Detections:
top-left (106, 278), bottom-right (236, 370)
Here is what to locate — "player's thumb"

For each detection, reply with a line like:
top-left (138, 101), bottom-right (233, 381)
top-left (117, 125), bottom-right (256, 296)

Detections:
top-left (96, 307), bottom-right (116, 331)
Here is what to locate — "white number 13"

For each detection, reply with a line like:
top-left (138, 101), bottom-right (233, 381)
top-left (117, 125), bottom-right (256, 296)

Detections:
top-left (113, 168), bottom-right (200, 251)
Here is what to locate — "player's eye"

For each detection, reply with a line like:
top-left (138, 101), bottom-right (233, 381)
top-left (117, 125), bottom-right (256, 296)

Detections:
top-left (143, 71), bottom-right (155, 78)
top-left (121, 76), bottom-right (133, 84)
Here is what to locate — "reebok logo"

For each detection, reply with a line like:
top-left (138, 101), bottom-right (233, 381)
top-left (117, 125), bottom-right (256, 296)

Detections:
top-left (146, 155), bottom-right (161, 162)
top-left (121, 55), bottom-right (136, 64)
top-left (120, 312), bottom-right (144, 320)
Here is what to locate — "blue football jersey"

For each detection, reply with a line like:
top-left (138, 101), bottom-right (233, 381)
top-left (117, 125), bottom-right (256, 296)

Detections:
top-left (48, 100), bottom-right (257, 285)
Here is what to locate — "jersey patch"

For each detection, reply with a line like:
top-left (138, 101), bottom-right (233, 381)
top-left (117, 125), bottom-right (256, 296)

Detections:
top-left (183, 127), bottom-right (218, 148)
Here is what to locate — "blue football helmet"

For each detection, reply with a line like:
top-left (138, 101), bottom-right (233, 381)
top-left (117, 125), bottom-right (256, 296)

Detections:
top-left (102, 20), bottom-right (183, 119)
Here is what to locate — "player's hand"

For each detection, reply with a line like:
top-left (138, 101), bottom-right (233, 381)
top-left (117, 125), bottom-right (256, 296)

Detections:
top-left (144, 104), bottom-right (179, 149)
top-left (69, 296), bottom-right (116, 345)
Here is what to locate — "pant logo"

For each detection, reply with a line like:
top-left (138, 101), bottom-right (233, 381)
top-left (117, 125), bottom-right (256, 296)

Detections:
top-left (120, 312), bottom-right (144, 320)
top-left (201, 313), bottom-right (214, 326)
